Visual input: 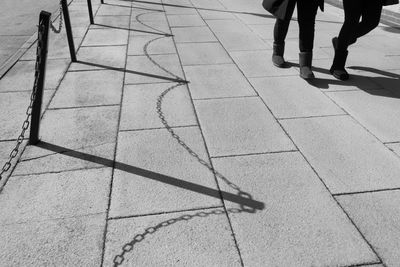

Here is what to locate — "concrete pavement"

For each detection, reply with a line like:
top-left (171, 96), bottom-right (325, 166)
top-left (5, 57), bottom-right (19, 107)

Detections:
top-left (1, 0), bottom-right (400, 266)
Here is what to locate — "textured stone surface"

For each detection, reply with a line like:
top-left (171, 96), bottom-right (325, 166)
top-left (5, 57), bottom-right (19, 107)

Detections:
top-left (125, 54), bottom-right (184, 84)
top-left (176, 42), bottom-right (232, 65)
top-left (69, 45), bottom-right (127, 71)
top-left (167, 14), bottom-right (206, 27)
top-left (194, 97), bottom-right (295, 157)
top-left (0, 59), bottom-right (69, 92)
top-left (104, 210), bottom-right (241, 266)
top-left (0, 214), bottom-right (105, 266)
top-left (250, 76), bottom-right (344, 118)
top-left (213, 30), bottom-right (267, 51)
top-left (110, 127), bottom-right (222, 217)
top-left (184, 64), bottom-right (256, 99)
top-left (50, 70), bottom-right (123, 108)
top-left (230, 50), bottom-right (298, 77)
top-left (387, 143), bottom-right (400, 157)
top-left (213, 152), bottom-right (378, 266)
top-left (171, 26), bottom-right (217, 43)
top-left (327, 90), bottom-right (400, 143)
top-left (337, 191), bottom-right (400, 267)
top-left (0, 168), bottom-right (111, 224)
top-left (0, 90), bottom-right (54, 140)
top-left (281, 116), bottom-right (400, 194)
top-left (14, 106), bottom-right (119, 175)
top-left (120, 83), bottom-right (197, 130)
top-left (128, 35), bottom-right (176, 55)
top-left (82, 28), bottom-right (128, 46)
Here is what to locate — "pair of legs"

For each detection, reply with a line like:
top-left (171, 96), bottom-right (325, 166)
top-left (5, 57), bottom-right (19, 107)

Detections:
top-left (272, 0), bottom-right (319, 79)
top-left (331, 0), bottom-right (383, 80)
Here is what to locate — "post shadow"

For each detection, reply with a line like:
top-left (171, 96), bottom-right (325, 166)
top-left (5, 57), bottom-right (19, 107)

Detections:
top-left (35, 141), bottom-right (264, 210)
top-left (75, 60), bottom-right (188, 83)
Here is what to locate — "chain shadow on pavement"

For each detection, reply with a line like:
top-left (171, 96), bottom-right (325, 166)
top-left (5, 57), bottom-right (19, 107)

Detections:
top-left (112, 206), bottom-right (255, 266)
top-left (290, 62), bottom-right (400, 99)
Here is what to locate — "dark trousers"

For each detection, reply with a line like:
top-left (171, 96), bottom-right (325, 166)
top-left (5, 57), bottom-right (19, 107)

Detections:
top-left (337, 0), bottom-right (382, 51)
top-left (273, 0), bottom-right (319, 52)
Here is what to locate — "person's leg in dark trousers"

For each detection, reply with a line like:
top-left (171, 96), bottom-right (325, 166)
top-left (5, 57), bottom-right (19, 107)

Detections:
top-left (271, 0), bottom-right (296, 67)
top-left (352, 1), bottom-right (382, 43)
top-left (296, 0), bottom-right (319, 79)
top-left (331, 0), bottom-right (382, 80)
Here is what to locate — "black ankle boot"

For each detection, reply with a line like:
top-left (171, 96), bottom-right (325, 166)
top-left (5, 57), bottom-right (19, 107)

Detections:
top-left (330, 37), bottom-right (349, 81)
top-left (272, 43), bottom-right (287, 68)
top-left (299, 52), bottom-right (315, 80)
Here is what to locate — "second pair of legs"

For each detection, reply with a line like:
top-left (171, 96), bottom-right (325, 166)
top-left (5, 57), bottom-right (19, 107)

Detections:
top-left (272, 0), bottom-right (383, 81)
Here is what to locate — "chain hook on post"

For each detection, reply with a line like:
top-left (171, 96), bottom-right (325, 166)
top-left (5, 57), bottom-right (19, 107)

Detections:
top-left (50, 0), bottom-right (63, 33)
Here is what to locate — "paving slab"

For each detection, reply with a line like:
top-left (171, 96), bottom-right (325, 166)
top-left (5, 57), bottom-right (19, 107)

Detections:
top-left (281, 116), bottom-right (400, 194)
top-left (327, 90), bottom-right (400, 143)
top-left (197, 9), bottom-right (236, 20)
top-left (250, 76), bottom-right (344, 119)
top-left (125, 54), bottom-right (184, 84)
top-left (337, 191), bottom-right (400, 267)
top-left (212, 152), bottom-right (378, 266)
top-left (0, 168), bottom-right (111, 225)
top-left (50, 70), bottom-right (123, 108)
top-left (171, 26), bottom-right (217, 43)
top-left (0, 91), bottom-right (54, 140)
top-left (176, 42), bottom-right (232, 65)
top-left (131, 11), bottom-right (167, 22)
top-left (14, 106), bottom-right (119, 175)
top-left (69, 45), bottom-right (127, 71)
top-left (387, 143), bottom-right (400, 157)
top-left (229, 50), bottom-right (299, 77)
top-left (183, 64), bottom-right (256, 99)
top-left (120, 83), bottom-right (197, 130)
top-left (163, 5), bottom-right (198, 16)
top-left (206, 19), bottom-right (251, 33)
top-left (110, 127), bottom-right (222, 217)
top-left (0, 213), bottom-right (105, 266)
top-left (90, 15), bottom-right (131, 29)
top-left (194, 97), bottom-right (295, 157)
top-left (213, 30), bottom-right (268, 51)
top-left (128, 35), bottom-right (176, 55)
top-left (104, 209), bottom-right (241, 266)
top-left (81, 28), bottom-right (128, 46)
top-left (234, 13), bottom-right (275, 25)
top-left (0, 59), bottom-right (69, 92)
top-left (130, 21), bottom-right (171, 36)
top-left (96, 4), bottom-right (131, 16)
top-left (167, 14), bottom-right (206, 27)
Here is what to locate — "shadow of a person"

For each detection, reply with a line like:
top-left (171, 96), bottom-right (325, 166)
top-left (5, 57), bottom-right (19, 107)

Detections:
top-left (290, 62), bottom-right (400, 99)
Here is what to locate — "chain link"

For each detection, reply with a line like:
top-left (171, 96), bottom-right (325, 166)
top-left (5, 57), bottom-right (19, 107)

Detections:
top-left (50, 0), bottom-right (63, 33)
top-left (0, 19), bottom-right (46, 183)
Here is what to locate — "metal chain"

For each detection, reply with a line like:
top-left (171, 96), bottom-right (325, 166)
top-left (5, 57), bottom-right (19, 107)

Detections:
top-left (50, 0), bottom-right (63, 33)
top-left (0, 20), bottom-right (45, 183)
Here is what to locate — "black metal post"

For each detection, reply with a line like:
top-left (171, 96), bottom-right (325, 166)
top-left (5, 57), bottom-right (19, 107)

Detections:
top-left (61, 0), bottom-right (77, 62)
top-left (87, 0), bottom-right (94, 24)
top-left (29, 11), bottom-right (51, 145)
top-left (101, 0), bottom-right (104, 4)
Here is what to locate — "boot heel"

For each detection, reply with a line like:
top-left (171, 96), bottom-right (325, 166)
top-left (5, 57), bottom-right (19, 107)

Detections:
top-left (299, 52), bottom-right (315, 80)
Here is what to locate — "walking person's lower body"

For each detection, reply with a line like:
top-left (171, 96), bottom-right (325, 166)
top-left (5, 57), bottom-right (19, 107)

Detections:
top-left (272, 0), bottom-right (319, 79)
top-left (330, 0), bottom-right (383, 80)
